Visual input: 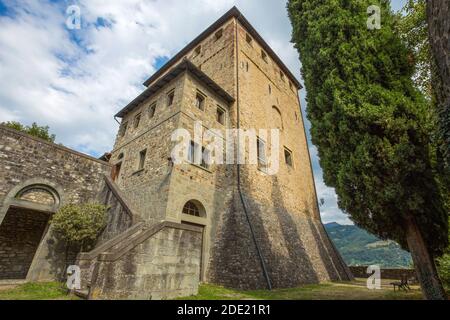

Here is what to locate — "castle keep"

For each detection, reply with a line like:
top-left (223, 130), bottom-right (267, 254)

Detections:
top-left (0, 7), bottom-right (352, 299)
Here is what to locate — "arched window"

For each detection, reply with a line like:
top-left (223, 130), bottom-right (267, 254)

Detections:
top-left (182, 201), bottom-right (201, 217)
top-left (272, 106), bottom-right (283, 130)
top-left (15, 184), bottom-right (59, 207)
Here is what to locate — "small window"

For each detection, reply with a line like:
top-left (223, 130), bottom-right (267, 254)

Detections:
top-left (215, 29), bottom-right (223, 41)
top-left (138, 149), bottom-right (147, 171)
top-left (183, 201), bottom-right (200, 217)
top-left (194, 45), bottom-right (201, 56)
top-left (257, 137), bottom-right (267, 168)
top-left (195, 91), bottom-right (206, 111)
top-left (118, 153), bottom-right (124, 160)
top-left (269, 84), bottom-right (272, 95)
top-left (246, 61), bottom-right (249, 72)
top-left (188, 141), bottom-right (210, 169)
top-left (246, 33), bottom-right (253, 45)
top-left (280, 70), bottom-right (285, 81)
top-left (167, 90), bottom-right (175, 107)
top-left (284, 148), bottom-right (293, 167)
top-left (120, 122), bottom-right (128, 137)
top-left (216, 106), bottom-right (226, 125)
top-left (149, 102), bottom-right (156, 118)
top-left (261, 50), bottom-right (268, 63)
top-left (201, 146), bottom-right (210, 169)
top-left (134, 113), bottom-right (141, 129)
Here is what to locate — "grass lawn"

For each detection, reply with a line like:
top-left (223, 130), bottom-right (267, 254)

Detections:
top-left (0, 279), bottom-right (426, 300)
top-left (179, 279), bottom-right (424, 300)
top-left (0, 282), bottom-right (78, 300)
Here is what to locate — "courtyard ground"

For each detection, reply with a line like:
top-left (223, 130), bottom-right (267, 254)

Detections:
top-left (0, 278), bottom-right (425, 300)
top-left (179, 278), bottom-right (423, 300)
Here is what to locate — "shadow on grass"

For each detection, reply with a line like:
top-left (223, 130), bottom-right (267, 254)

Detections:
top-left (178, 281), bottom-right (424, 300)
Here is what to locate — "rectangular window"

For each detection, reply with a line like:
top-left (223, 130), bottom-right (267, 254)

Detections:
top-left (149, 102), bottom-right (156, 118)
top-left (257, 137), bottom-right (267, 168)
top-left (216, 106), bottom-right (226, 125)
top-left (134, 113), bottom-right (141, 129)
top-left (215, 29), bottom-right (223, 41)
top-left (188, 141), bottom-right (210, 170)
top-left (246, 33), bottom-right (253, 45)
top-left (201, 146), bottom-right (210, 169)
top-left (261, 50), bottom-right (268, 63)
top-left (195, 91), bottom-right (206, 111)
top-left (138, 149), bottom-right (147, 171)
top-left (284, 147), bottom-right (293, 167)
top-left (120, 122), bottom-right (128, 137)
top-left (188, 141), bottom-right (195, 163)
top-left (167, 90), bottom-right (175, 107)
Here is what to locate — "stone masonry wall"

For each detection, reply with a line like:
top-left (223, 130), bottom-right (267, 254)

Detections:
top-left (111, 74), bottom-right (186, 225)
top-left (0, 125), bottom-right (111, 281)
top-left (89, 226), bottom-right (202, 300)
top-left (0, 125), bottom-right (111, 207)
top-left (206, 19), bottom-right (351, 288)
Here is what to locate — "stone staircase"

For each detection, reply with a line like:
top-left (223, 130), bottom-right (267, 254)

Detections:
top-left (75, 176), bottom-right (203, 299)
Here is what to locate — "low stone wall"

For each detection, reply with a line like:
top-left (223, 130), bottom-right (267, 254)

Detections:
top-left (349, 266), bottom-right (417, 280)
top-left (89, 223), bottom-right (202, 300)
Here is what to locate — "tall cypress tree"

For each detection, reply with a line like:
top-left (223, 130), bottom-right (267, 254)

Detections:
top-left (288, 0), bottom-right (448, 299)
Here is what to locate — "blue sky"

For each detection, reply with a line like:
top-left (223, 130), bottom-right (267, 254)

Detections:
top-left (0, 0), bottom-right (407, 224)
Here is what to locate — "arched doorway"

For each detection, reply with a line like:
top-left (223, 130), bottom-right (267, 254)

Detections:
top-left (181, 200), bottom-right (207, 281)
top-left (0, 183), bottom-right (60, 280)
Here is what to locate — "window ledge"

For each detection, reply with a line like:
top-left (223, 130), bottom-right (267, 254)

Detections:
top-left (189, 162), bottom-right (212, 173)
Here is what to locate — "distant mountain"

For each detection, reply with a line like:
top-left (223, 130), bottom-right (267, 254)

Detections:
top-left (324, 222), bottom-right (412, 268)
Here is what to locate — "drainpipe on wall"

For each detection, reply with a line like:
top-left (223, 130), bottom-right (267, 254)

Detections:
top-left (234, 17), bottom-right (272, 291)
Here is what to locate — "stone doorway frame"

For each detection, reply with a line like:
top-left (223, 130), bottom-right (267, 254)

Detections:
top-left (0, 178), bottom-right (64, 281)
top-left (179, 199), bottom-right (208, 282)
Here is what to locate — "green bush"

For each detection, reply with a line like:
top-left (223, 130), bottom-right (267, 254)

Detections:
top-left (437, 254), bottom-right (450, 289)
top-left (437, 215), bottom-right (450, 289)
top-left (51, 203), bottom-right (108, 249)
top-left (2, 121), bottom-right (56, 143)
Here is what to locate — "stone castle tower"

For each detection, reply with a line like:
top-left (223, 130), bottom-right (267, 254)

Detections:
top-left (0, 6), bottom-right (351, 299)
top-left (108, 7), bottom-right (351, 290)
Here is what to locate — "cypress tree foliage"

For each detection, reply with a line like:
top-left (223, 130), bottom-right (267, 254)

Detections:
top-left (288, 0), bottom-right (448, 299)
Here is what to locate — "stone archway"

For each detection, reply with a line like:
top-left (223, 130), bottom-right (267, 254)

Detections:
top-left (0, 180), bottom-right (62, 280)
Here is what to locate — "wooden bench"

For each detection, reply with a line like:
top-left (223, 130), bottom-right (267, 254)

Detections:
top-left (390, 274), bottom-right (411, 291)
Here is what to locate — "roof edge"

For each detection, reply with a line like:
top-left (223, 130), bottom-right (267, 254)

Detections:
top-left (143, 6), bottom-right (302, 89)
top-left (115, 59), bottom-right (234, 118)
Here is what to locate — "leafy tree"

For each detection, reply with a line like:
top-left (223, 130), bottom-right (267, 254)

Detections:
top-left (426, 0), bottom-right (450, 167)
top-left (397, 0), bottom-right (449, 176)
top-left (51, 203), bottom-right (108, 250)
top-left (2, 121), bottom-right (56, 143)
top-left (396, 0), bottom-right (430, 98)
top-left (288, 0), bottom-right (448, 299)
